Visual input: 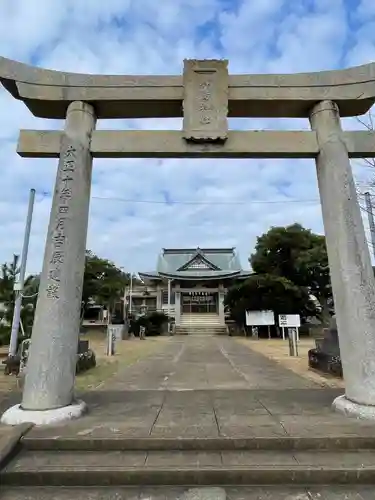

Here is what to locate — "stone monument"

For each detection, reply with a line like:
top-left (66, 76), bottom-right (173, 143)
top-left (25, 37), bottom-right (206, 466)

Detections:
top-left (308, 315), bottom-right (342, 377)
top-left (1, 57), bottom-right (375, 423)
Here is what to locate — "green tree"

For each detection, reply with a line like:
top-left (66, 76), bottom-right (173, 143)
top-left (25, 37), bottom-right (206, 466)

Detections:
top-left (18, 275), bottom-right (40, 337)
top-left (294, 235), bottom-right (332, 321)
top-left (0, 255), bottom-right (19, 325)
top-left (0, 255), bottom-right (39, 344)
top-left (224, 274), bottom-right (315, 326)
top-left (250, 223), bottom-right (332, 321)
top-left (250, 224), bottom-right (315, 282)
top-left (82, 250), bottom-right (130, 320)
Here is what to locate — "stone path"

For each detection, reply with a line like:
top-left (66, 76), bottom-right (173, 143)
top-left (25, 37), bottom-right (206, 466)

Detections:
top-left (2, 485), bottom-right (375, 499)
top-left (19, 336), bottom-right (375, 440)
top-left (101, 335), bottom-right (318, 391)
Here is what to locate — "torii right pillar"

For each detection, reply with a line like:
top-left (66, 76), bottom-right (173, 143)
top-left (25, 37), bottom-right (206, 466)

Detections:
top-left (310, 100), bottom-right (375, 419)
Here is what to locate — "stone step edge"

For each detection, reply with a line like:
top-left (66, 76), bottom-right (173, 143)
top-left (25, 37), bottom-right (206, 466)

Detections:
top-left (21, 435), bottom-right (375, 451)
top-left (0, 424), bottom-right (33, 471)
top-left (3, 466), bottom-right (375, 486)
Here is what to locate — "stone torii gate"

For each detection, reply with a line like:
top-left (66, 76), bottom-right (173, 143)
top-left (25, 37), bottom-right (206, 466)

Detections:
top-left (1, 57), bottom-right (375, 424)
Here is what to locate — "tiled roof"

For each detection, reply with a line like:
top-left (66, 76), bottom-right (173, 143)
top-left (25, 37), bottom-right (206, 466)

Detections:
top-left (139, 247), bottom-right (251, 281)
top-left (157, 247), bottom-right (242, 273)
top-left (139, 269), bottom-right (253, 281)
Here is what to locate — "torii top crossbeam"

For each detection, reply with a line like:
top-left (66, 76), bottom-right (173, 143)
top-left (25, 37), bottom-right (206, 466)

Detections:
top-left (0, 56), bottom-right (375, 119)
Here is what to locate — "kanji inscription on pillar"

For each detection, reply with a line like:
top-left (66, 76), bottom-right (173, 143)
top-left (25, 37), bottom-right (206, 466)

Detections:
top-left (183, 59), bottom-right (228, 142)
top-left (45, 143), bottom-right (77, 300)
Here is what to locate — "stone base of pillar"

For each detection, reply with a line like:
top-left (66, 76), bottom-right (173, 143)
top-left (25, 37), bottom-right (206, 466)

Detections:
top-left (0, 400), bottom-right (87, 426)
top-left (332, 395), bottom-right (375, 420)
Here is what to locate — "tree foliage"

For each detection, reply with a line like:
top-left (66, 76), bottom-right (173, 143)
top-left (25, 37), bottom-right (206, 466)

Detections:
top-left (250, 223), bottom-right (332, 319)
top-left (0, 255), bottom-right (19, 324)
top-left (250, 224), bottom-right (314, 282)
top-left (225, 274), bottom-right (315, 326)
top-left (225, 223), bottom-right (332, 327)
top-left (130, 311), bottom-right (169, 336)
top-left (0, 250), bottom-right (130, 345)
top-left (0, 255), bottom-right (39, 344)
top-left (294, 236), bottom-right (331, 313)
top-left (82, 250), bottom-right (130, 317)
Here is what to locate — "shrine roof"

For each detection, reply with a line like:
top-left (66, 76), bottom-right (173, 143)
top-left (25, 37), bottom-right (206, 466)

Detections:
top-left (139, 270), bottom-right (253, 281)
top-left (138, 247), bottom-right (253, 281)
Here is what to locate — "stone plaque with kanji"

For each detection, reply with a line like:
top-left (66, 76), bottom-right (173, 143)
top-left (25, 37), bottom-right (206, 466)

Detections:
top-left (183, 59), bottom-right (228, 142)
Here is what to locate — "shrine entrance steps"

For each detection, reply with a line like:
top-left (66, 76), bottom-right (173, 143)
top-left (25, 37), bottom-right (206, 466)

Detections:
top-left (177, 313), bottom-right (226, 335)
top-left (2, 432), bottom-right (375, 498)
top-left (175, 325), bottom-right (227, 335)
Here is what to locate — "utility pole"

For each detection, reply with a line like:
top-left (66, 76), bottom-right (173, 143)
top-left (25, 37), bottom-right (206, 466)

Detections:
top-left (120, 267), bottom-right (127, 320)
top-left (122, 287), bottom-right (127, 319)
top-left (365, 191), bottom-right (375, 260)
top-left (129, 273), bottom-right (133, 314)
top-left (8, 189), bottom-right (36, 357)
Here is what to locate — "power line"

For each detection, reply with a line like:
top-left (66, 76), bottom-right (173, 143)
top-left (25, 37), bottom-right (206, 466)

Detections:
top-left (39, 191), bottom-right (319, 206)
top-left (92, 196), bottom-right (320, 205)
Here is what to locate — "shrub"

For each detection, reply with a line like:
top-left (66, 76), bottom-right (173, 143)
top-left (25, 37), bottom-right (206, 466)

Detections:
top-left (148, 311), bottom-right (169, 335)
top-left (3, 346), bottom-right (97, 377)
top-left (139, 311), bottom-right (169, 336)
top-left (3, 355), bottom-right (20, 375)
top-left (76, 349), bottom-right (96, 374)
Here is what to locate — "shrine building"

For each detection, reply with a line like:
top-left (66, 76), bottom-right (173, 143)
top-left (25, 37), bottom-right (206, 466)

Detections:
top-left (131, 247), bottom-right (252, 327)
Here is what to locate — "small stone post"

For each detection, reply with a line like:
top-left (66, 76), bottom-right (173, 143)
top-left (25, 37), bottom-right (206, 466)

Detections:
top-left (218, 284), bottom-right (225, 326)
top-left (175, 284), bottom-right (181, 327)
top-left (156, 284), bottom-right (162, 311)
top-left (310, 100), bottom-right (375, 419)
top-left (2, 102), bottom-right (96, 425)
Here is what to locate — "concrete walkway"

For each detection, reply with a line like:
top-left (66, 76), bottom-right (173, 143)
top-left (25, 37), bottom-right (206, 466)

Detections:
top-left (101, 335), bottom-right (318, 391)
top-left (18, 336), bottom-right (375, 441)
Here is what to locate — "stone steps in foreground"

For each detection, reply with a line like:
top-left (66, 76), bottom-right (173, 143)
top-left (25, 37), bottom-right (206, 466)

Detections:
top-left (1, 485), bottom-right (373, 499)
top-left (3, 449), bottom-right (375, 486)
top-left (21, 435), bottom-right (375, 451)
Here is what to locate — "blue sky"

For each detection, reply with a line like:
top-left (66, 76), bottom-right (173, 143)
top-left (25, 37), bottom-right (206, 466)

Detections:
top-left (0, 0), bottom-right (374, 275)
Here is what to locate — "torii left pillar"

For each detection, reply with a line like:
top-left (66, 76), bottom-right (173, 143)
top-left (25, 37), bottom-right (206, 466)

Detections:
top-left (1, 101), bottom-right (96, 425)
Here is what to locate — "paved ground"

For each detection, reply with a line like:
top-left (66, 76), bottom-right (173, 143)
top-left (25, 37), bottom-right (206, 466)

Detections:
top-left (2, 336), bottom-right (375, 499)
top-left (8, 335), bottom-right (374, 440)
top-left (2, 486), bottom-right (374, 499)
top-left (238, 337), bottom-right (345, 388)
top-left (101, 335), bottom-right (319, 391)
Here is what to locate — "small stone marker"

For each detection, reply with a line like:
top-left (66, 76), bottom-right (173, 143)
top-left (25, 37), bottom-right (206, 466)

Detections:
top-left (77, 340), bottom-right (89, 354)
top-left (319, 314), bottom-right (340, 357)
top-left (308, 314), bottom-right (342, 377)
top-left (288, 328), bottom-right (299, 357)
top-left (106, 325), bottom-right (117, 356)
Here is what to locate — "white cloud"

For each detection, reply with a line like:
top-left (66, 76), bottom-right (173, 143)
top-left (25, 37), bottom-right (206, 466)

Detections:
top-left (0, 0), bottom-right (374, 275)
top-left (357, 0), bottom-right (375, 19)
